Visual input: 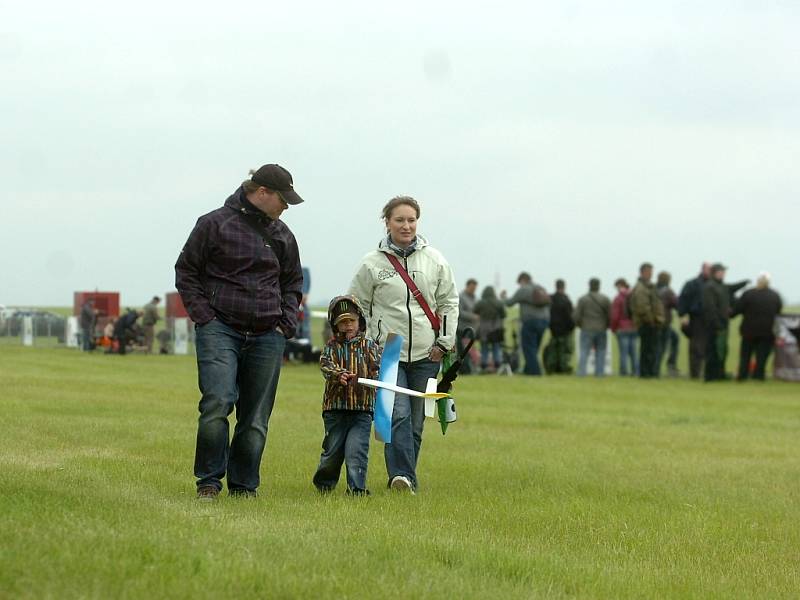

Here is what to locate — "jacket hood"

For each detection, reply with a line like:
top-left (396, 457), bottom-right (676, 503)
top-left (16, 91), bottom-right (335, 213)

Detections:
top-left (223, 186), bottom-right (273, 220)
top-left (327, 294), bottom-right (368, 336)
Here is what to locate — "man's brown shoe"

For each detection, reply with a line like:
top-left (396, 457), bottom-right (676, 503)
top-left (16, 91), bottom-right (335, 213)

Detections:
top-left (197, 485), bottom-right (220, 501)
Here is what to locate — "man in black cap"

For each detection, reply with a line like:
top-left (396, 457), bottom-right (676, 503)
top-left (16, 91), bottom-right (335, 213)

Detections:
top-left (702, 263), bottom-right (730, 381)
top-left (176, 164), bottom-right (305, 500)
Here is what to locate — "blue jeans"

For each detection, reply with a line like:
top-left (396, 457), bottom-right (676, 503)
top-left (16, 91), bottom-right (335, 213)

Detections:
top-left (313, 410), bottom-right (372, 492)
top-left (616, 331), bottom-right (639, 376)
top-left (656, 326), bottom-right (679, 373)
top-left (384, 358), bottom-right (441, 490)
top-left (578, 330), bottom-right (607, 376)
top-left (193, 319), bottom-right (286, 493)
top-left (521, 318), bottom-right (548, 375)
top-left (480, 342), bottom-right (503, 369)
top-left (81, 327), bottom-right (93, 351)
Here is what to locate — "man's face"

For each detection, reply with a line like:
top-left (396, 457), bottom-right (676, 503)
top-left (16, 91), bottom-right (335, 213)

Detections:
top-left (336, 316), bottom-right (359, 340)
top-left (641, 266), bottom-right (653, 282)
top-left (713, 269), bottom-right (726, 282)
top-left (251, 187), bottom-right (289, 220)
top-left (466, 282), bottom-right (477, 295)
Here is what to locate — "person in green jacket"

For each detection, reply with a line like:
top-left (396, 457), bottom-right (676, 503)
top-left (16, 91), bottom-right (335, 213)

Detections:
top-left (629, 263), bottom-right (665, 378)
top-left (142, 296), bottom-right (161, 354)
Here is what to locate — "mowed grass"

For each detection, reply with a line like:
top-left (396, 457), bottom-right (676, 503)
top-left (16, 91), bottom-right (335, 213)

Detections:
top-left (1, 346), bottom-right (799, 599)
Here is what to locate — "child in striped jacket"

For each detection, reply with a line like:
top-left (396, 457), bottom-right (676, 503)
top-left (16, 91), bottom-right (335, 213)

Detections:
top-left (312, 295), bottom-right (381, 495)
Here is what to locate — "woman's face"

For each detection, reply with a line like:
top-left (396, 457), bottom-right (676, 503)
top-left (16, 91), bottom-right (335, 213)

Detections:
top-left (386, 203), bottom-right (418, 247)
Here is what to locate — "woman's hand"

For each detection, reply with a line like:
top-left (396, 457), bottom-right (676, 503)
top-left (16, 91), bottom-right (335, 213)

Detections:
top-left (429, 346), bottom-right (446, 363)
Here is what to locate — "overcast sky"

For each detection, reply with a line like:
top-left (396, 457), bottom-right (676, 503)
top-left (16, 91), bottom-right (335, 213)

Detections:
top-left (2, 1), bottom-right (798, 310)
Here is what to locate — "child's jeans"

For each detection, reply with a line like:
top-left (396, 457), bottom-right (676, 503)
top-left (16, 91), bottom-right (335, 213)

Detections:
top-left (313, 410), bottom-right (372, 492)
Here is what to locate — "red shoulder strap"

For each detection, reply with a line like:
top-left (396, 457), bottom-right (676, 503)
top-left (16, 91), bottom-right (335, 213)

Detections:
top-left (385, 253), bottom-right (441, 332)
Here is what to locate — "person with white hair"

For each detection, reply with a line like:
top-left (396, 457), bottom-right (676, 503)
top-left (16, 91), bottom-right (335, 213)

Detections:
top-left (731, 272), bottom-right (783, 381)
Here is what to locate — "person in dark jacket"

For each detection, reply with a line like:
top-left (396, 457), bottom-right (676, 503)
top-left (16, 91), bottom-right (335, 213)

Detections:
top-left (79, 299), bottom-right (97, 352)
top-left (731, 273), bottom-right (783, 381)
top-left (678, 263), bottom-right (711, 379)
top-left (113, 309), bottom-right (142, 355)
top-left (656, 271), bottom-right (679, 377)
top-left (175, 164), bottom-right (305, 500)
top-left (543, 279), bottom-right (575, 374)
top-left (474, 285), bottom-right (506, 372)
top-left (702, 263), bottom-right (730, 381)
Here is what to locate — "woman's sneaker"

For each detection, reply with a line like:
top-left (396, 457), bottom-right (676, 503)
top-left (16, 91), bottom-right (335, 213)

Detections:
top-left (389, 475), bottom-right (415, 495)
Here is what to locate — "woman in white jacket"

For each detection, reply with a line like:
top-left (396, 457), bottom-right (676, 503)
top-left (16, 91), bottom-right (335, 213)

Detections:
top-left (349, 196), bottom-right (459, 494)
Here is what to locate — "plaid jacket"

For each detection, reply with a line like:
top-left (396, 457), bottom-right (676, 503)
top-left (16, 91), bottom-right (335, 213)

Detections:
top-left (175, 187), bottom-right (303, 337)
top-left (320, 328), bottom-right (382, 413)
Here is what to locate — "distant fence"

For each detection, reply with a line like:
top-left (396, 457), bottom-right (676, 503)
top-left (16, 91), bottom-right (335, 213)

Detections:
top-left (0, 313), bottom-right (67, 346)
top-left (0, 313), bottom-right (196, 354)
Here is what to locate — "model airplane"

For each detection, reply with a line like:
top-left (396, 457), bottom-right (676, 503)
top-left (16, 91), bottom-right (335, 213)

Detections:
top-left (357, 333), bottom-right (459, 440)
top-left (356, 377), bottom-right (450, 400)
top-left (358, 374), bottom-right (457, 437)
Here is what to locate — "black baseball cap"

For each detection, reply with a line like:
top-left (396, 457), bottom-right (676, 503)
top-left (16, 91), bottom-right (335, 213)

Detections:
top-left (251, 164), bottom-right (304, 205)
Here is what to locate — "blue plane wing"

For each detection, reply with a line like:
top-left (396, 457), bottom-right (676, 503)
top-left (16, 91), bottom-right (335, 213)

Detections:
top-left (374, 333), bottom-right (402, 443)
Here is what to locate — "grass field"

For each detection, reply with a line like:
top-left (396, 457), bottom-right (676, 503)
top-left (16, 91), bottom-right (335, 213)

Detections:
top-left (1, 345), bottom-right (799, 598)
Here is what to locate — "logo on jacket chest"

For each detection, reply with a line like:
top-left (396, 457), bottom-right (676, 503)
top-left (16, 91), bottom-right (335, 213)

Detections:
top-left (378, 268), bottom-right (397, 281)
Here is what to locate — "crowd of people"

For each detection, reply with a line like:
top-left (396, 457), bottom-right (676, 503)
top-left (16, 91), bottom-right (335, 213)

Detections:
top-left (457, 262), bottom-right (784, 382)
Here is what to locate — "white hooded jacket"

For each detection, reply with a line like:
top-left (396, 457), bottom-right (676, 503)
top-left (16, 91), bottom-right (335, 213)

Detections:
top-left (348, 235), bottom-right (459, 363)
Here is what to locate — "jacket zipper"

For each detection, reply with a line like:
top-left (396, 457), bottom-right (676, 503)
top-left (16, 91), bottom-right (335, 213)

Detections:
top-left (247, 219), bottom-right (260, 332)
